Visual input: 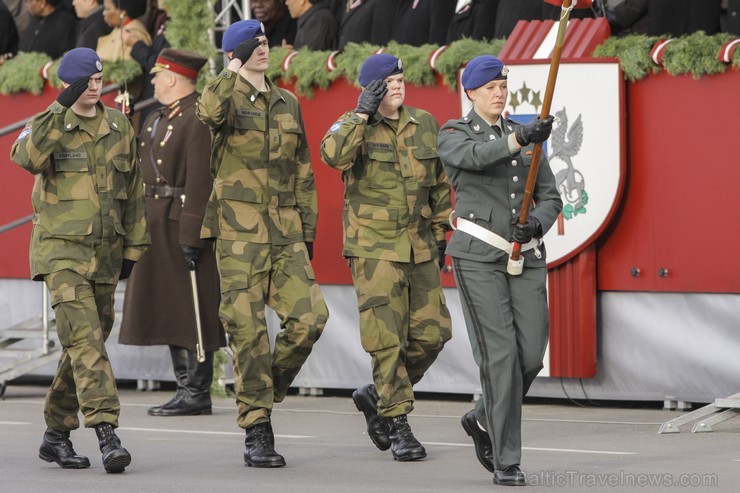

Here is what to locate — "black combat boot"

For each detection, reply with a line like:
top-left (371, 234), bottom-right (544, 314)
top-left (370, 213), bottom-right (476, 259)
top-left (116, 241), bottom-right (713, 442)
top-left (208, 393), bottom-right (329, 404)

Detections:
top-left (38, 428), bottom-right (90, 469)
top-left (148, 346), bottom-right (189, 416)
top-left (244, 422), bottom-right (286, 468)
top-left (94, 423), bottom-right (131, 473)
top-left (150, 350), bottom-right (213, 416)
top-left (352, 384), bottom-right (391, 450)
top-left (389, 415), bottom-right (426, 461)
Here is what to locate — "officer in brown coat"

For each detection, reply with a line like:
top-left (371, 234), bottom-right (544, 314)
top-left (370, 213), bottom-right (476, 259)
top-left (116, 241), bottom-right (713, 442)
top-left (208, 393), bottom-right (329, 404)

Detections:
top-left (119, 48), bottom-right (226, 417)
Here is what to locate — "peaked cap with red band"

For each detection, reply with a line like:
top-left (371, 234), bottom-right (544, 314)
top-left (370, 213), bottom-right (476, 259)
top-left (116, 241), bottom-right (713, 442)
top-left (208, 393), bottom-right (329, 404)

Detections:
top-left (151, 48), bottom-right (208, 80)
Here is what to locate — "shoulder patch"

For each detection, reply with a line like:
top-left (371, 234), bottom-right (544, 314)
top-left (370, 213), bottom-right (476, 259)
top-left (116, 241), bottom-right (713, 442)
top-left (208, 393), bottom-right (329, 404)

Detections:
top-left (15, 122), bottom-right (32, 142)
top-left (329, 121), bottom-right (342, 133)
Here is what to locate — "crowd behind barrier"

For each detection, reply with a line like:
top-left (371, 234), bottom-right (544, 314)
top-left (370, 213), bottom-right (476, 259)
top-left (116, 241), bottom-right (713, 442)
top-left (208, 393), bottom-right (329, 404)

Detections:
top-left (3, 0), bottom-right (740, 68)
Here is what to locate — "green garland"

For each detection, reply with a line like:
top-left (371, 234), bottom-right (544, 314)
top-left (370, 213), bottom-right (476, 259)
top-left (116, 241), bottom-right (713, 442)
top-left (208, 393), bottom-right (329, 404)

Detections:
top-left (0, 52), bottom-right (50, 95)
top-left (435, 38), bottom-right (505, 90)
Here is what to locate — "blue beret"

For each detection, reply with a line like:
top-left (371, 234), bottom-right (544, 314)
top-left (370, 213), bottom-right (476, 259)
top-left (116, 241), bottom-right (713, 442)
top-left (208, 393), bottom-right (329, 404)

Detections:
top-left (57, 48), bottom-right (103, 84)
top-left (358, 54), bottom-right (403, 88)
top-left (461, 55), bottom-right (509, 91)
top-left (222, 20), bottom-right (266, 52)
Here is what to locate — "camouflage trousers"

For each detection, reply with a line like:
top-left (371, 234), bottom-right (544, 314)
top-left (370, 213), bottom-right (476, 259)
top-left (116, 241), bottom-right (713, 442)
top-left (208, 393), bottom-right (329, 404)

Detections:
top-left (216, 240), bottom-right (328, 429)
top-left (350, 256), bottom-right (452, 417)
top-left (43, 270), bottom-right (120, 430)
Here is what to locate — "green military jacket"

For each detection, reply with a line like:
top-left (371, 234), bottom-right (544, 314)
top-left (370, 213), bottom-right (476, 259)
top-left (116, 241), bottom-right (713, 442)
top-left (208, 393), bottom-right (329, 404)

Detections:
top-left (10, 100), bottom-right (150, 283)
top-left (438, 109), bottom-right (563, 266)
top-left (320, 106), bottom-right (452, 263)
top-left (196, 69), bottom-right (318, 245)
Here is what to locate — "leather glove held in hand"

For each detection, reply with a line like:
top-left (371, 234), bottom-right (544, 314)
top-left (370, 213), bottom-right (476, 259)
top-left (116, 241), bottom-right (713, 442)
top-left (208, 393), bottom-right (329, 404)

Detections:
top-left (514, 115), bottom-right (554, 147)
top-left (511, 216), bottom-right (541, 244)
top-left (305, 242), bottom-right (314, 261)
top-left (437, 240), bottom-right (447, 270)
top-left (120, 259), bottom-right (136, 280)
top-left (231, 38), bottom-right (261, 65)
top-left (180, 244), bottom-right (201, 270)
top-left (354, 79), bottom-right (388, 116)
top-left (57, 77), bottom-right (90, 108)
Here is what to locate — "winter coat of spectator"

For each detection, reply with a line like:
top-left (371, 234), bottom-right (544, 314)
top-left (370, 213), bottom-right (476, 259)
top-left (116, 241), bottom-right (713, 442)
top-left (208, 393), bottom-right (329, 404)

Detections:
top-left (1, 1), bottom-right (19, 62)
top-left (446, 0), bottom-right (499, 44)
top-left (391, 0), bottom-right (456, 47)
top-left (18, 0), bottom-right (77, 59)
top-left (286, 0), bottom-right (338, 50)
top-left (73, 0), bottom-right (113, 49)
top-left (335, 0), bottom-right (396, 50)
top-left (252, 0), bottom-right (297, 47)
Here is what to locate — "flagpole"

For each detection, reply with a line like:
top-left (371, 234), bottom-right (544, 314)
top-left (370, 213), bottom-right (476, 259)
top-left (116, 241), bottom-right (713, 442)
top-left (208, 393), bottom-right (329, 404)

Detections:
top-left (507, 0), bottom-right (576, 275)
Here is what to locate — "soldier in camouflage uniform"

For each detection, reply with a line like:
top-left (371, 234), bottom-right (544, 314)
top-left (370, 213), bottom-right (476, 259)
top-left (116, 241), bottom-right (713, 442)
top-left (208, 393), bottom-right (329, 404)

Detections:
top-left (10, 48), bottom-right (149, 474)
top-left (196, 20), bottom-right (328, 468)
top-left (320, 54), bottom-right (453, 462)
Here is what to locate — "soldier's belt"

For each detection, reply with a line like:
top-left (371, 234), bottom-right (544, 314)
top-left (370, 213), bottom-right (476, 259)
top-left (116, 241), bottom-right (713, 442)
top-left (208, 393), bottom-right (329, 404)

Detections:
top-left (144, 185), bottom-right (185, 199)
top-left (454, 217), bottom-right (541, 255)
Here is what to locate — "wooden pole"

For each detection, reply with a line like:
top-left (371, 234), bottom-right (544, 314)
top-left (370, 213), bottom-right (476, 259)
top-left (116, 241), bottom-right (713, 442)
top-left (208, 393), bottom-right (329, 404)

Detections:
top-left (508, 0), bottom-right (574, 274)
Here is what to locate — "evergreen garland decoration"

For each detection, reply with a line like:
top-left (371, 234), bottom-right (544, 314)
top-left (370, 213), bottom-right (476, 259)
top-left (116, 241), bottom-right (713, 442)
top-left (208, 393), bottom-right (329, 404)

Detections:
top-left (162, 0), bottom-right (216, 92)
top-left (385, 41), bottom-right (439, 87)
top-left (328, 43), bottom-right (381, 85)
top-left (593, 35), bottom-right (659, 81)
top-left (266, 46), bottom-right (294, 83)
top-left (0, 52), bottom-right (50, 95)
top-left (283, 48), bottom-right (334, 98)
top-left (661, 31), bottom-right (734, 78)
top-left (102, 59), bottom-right (144, 85)
top-left (434, 38), bottom-right (505, 90)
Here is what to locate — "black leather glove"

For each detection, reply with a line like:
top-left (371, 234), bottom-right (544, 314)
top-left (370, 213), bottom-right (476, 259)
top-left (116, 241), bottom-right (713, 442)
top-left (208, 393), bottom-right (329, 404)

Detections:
top-left (120, 259), bottom-right (136, 280)
top-left (354, 79), bottom-right (388, 116)
top-left (181, 244), bottom-right (201, 270)
top-left (437, 240), bottom-right (447, 270)
top-left (305, 241), bottom-right (314, 261)
top-left (514, 115), bottom-right (554, 147)
top-left (511, 216), bottom-right (541, 244)
top-left (231, 38), bottom-right (262, 65)
top-left (56, 77), bottom-right (89, 108)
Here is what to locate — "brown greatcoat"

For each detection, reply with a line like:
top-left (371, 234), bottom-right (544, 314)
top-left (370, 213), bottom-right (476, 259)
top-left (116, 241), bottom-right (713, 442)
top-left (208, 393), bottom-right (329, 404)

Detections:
top-left (120, 92), bottom-right (225, 352)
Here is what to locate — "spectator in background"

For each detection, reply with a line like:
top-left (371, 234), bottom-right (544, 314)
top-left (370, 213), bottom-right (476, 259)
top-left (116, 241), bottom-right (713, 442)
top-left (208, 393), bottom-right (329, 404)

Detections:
top-left (603, 0), bottom-right (648, 36)
top-left (3, 0), bottom-right (31, 34)
top-left (96, 0), bottom-right (151, 62)
top-left (647, 0), bottom-right (721, 36)
top-left (18, 0), bottom-right (77, 59)
top-left (494, 0), bottom-right (541, 39)
top-left (122, 0), bottom-right (171, 121)
top-left (1, 1), bottom-right (19, 63)
top-left (252, 0), bottom-right (297, 48)
top-left (335, 0), bottom-right (396, 50)
top-left (726, 0), bottom-right (740, 35)
top-left (391, 0), bottom-right (456, 47)
top-left (73, 0), bottom-right (113, 49)
top-left (286, 0), bottom-right (337, 50)
top-left (446, 0), bottom-right (499, 44)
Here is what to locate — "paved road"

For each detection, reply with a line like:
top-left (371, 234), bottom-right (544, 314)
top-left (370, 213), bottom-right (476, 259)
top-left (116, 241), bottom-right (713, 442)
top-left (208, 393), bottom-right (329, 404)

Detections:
top-left (1, 384), bottom-right (737, 492)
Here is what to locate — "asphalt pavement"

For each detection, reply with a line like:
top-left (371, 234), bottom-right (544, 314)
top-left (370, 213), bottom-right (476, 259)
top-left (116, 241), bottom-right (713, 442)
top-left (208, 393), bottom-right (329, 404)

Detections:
top-left (1, 383), bottom-right (738, 492)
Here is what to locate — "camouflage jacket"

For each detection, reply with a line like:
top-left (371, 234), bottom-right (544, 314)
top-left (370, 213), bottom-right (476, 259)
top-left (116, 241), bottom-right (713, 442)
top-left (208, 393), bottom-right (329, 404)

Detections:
top-left (10, 100), bottom-right (150, 283)
top-left (196, 70), bottom-right (317, 245)
top-left (320, 107), bottom-right (452, 263)
top-left (438, 109), bottom-right (563, 267)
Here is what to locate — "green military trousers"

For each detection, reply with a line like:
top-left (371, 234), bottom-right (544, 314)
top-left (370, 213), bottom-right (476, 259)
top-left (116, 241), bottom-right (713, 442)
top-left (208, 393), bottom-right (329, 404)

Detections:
top-left (43, 270), bottom-right (121, 431)
top-left (350, 256), bottom-right (452, 418)
top-left (216, 240), bottom-right (328, 429)
top-left (452, 257), bottom-right (549, 470)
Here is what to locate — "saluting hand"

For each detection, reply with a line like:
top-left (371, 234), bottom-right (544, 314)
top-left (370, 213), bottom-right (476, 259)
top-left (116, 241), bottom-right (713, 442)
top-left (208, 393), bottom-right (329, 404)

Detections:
top-left (231, 38), bottom-right (262, 66)
top-left (514, 115), bottom-right (554, 147)
top-left (56, 77), bottom-right (90, 108)
top-left (354, 79), bottom-right (388, 116)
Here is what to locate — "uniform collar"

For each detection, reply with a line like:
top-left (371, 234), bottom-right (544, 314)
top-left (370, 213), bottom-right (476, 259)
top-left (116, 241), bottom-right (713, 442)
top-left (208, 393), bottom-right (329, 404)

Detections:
top-left (235, 73), bottom-right (285, 107)
top-left (466, 108), bottom-right (506, 135)
top-left (62, 102), bottom-right (120, 138)
top-left (369, 105), bottom-right (418, 132)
